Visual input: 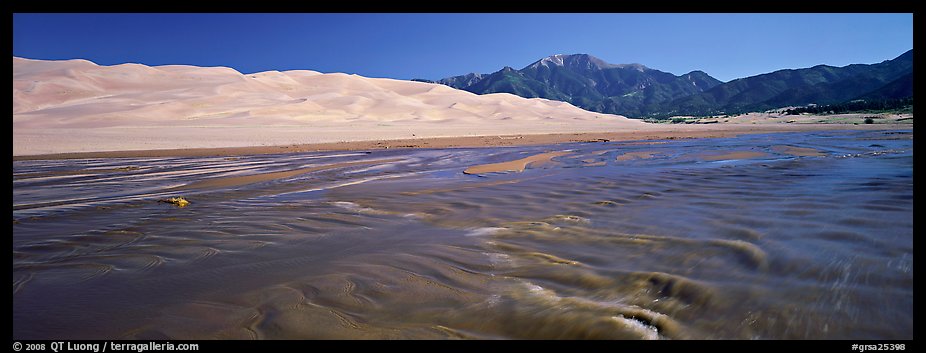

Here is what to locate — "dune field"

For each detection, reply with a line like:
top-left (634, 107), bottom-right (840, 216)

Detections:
top-left (14, 57), bottom-right (652, 156)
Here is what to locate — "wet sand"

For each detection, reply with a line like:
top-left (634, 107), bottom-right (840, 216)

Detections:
top-left (12, 123), bottom-right (910, 161)
top-left (464, 151), bottom-right (572, 175)
top-left (699, 151), bottom-right (770, 161)
top-left (616, 151), bottom-right (660, 161)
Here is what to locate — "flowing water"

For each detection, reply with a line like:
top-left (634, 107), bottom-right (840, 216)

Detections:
top-left (13, 130), bottom-right (913, 339)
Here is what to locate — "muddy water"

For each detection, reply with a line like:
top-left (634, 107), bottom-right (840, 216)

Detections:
top-left (13, 130), bottom-right (912, 339)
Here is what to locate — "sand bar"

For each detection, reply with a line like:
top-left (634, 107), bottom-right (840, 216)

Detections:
top-left (463, 151), bottom-right (572, 175)
top-left (616, 151), bottom-right (660, 161)
top-left (700, 151), bottom-right (770, 161)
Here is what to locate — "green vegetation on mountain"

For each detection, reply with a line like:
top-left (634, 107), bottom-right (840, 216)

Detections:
top-left (784, 97), bottom-right (913, 115)
top-left (655, 49), bottom-right (913, 117)
top-left (438, 54), bottom-right (722, 117)
top-left (434, 50), bottom-right (912, 118)
top-left (854, 72), bottom-right (913, 101)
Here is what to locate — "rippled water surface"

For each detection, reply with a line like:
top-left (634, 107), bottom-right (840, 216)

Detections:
top-left (13, 130), bottom-right (913, 339)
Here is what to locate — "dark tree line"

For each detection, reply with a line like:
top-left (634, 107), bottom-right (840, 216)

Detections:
top-left (785, 97), bottom-right (913, 115)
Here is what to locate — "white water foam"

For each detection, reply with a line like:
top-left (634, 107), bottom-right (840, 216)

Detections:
top-left (465, 227), bottom-right (508, 237)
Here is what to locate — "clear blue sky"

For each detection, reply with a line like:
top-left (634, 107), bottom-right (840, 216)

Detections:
top-left (12, 13), bottom-right (913, 82)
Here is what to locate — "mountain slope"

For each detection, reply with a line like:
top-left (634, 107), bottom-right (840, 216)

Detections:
top-left (435, 50), bottom-right (912, 118)
top-left (853, 72), bottom-right (913, 101)
top-left (438, 72), bottom-right (486, 89)
top-left (442, 54), bottom-right (723, 117)
top-left (654, 49), bottom-right (913, 116)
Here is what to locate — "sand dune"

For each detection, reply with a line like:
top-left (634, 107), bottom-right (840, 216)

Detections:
top-left (13, 57), bottom-right (647, 155)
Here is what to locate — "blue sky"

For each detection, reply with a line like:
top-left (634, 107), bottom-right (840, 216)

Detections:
top-left (12, 13), bottom-right (913, 82)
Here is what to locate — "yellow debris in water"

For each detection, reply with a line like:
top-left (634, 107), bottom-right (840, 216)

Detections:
top-left (159, 197), bottom-right (190, 208)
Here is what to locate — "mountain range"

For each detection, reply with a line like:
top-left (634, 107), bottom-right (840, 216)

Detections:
top-left (418, 50), bottom-right (913, 118)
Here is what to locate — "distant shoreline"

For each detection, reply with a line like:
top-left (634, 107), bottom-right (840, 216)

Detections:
top-left (13, 123), bottom-right (911, 161)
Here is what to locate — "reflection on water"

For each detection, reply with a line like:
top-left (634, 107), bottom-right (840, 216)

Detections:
top-left (13, 130), bottom-right (913, 339)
